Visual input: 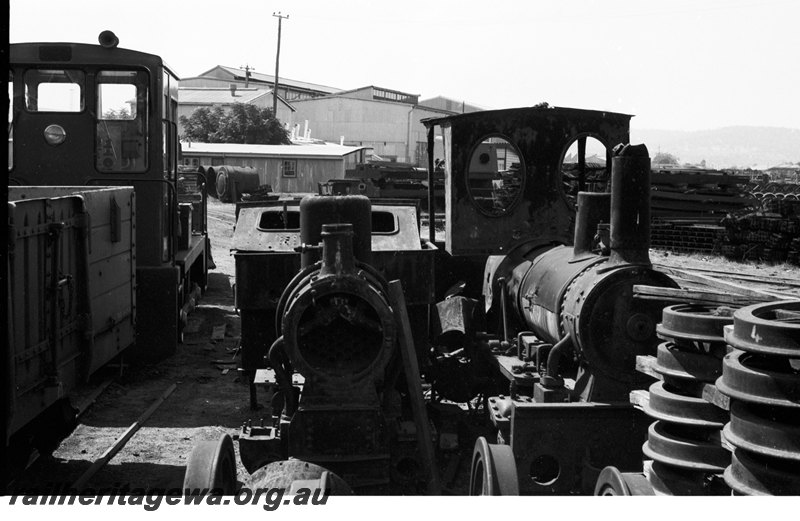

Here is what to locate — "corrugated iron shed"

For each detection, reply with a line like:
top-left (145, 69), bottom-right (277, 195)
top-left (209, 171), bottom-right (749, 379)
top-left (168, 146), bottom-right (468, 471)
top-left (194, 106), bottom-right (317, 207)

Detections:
top-left (181, 142), bottom-right (366, 158)
top-left (179, 88), bottom-right (274, 105)
top-left (194, 65), bottom-right (342, 95)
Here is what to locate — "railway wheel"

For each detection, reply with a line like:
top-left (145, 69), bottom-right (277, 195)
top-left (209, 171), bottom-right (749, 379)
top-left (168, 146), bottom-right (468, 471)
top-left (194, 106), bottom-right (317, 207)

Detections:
top-left (183, 434), bottom-right (237, 494)
top-left (469, 437), bottom-right (519, 495)
top-left (594, 466), bottom-right (654, 495)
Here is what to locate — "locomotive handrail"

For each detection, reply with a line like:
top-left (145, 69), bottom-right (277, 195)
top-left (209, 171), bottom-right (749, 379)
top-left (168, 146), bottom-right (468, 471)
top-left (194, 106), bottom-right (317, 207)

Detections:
top-left (426, 125), bottom-right (436, 245)
top-left (183, 171), bottom-right (208, 237)
top-left (85, 177), bottom-right (179, 265)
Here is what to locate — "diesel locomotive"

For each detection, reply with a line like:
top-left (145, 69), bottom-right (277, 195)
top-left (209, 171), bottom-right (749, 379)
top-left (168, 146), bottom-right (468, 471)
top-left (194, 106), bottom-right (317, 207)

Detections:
top-left (6, 32), bottom-right (209, 470)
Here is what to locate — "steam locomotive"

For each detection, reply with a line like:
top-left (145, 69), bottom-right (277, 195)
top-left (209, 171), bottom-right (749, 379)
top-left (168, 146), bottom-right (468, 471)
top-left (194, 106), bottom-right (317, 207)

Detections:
top-left (183, 106), bottom-right (693, 494)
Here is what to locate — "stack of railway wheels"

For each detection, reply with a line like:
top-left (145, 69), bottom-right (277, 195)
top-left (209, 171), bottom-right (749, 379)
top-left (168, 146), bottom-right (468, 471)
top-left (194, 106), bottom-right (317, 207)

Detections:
top-left (716, 300), bottom-right (800, 495)
top-left (595, 304), bottom-right (734, 495)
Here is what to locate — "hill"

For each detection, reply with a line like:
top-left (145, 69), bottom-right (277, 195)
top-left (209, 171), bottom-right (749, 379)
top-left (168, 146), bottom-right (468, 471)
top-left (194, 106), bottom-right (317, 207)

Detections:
top-left (631, 126), bottom-right (800, 169)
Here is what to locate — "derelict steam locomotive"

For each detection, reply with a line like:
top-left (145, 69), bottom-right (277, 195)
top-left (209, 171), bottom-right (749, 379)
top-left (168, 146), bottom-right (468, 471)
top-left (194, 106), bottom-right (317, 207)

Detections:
top-left (181, 105), bottom-right (725, 495)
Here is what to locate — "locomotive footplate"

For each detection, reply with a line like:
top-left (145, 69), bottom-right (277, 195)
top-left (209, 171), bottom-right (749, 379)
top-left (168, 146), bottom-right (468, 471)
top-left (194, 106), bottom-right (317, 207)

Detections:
top-left (490, 354), bottom-right (539, 390)
top-left (174, 233), bottom-right (206, 270)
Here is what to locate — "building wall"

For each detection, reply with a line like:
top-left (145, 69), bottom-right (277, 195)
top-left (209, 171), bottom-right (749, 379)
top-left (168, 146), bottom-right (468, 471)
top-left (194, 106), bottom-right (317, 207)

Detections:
top-left (181, 153), bottom-right (346, 193)
top-left (292, 97), bottom-right (447, 165)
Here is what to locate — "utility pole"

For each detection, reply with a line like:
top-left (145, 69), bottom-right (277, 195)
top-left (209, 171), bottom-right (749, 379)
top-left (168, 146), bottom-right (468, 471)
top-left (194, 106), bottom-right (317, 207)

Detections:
top-left (272, 12), bottom-right (289, 117)
top-left (241, 64), bottom-right (253, 88)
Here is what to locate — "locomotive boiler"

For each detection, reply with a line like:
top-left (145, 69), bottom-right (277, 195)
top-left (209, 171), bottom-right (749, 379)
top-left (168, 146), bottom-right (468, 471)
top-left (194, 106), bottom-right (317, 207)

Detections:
top-left (483, 143), bottom-right (677, 401)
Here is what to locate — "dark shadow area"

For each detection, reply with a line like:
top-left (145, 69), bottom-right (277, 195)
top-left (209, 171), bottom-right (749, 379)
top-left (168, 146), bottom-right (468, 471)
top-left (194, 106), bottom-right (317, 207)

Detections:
top-left (8, 459), bottom-right (189, 494)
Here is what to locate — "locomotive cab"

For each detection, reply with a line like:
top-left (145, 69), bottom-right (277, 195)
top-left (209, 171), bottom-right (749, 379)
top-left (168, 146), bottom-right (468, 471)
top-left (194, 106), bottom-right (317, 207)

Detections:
top-left (9, 32), bottom-right (209, 359)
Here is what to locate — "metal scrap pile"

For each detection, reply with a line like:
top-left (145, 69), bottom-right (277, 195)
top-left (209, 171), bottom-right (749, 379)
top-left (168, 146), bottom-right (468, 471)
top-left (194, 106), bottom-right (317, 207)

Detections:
top-left (650, 168), bottom-right (754, 222)
top-left (646, 168), bottom-right (754, 255)
top-left (719, 198), bottom-right (800, 264)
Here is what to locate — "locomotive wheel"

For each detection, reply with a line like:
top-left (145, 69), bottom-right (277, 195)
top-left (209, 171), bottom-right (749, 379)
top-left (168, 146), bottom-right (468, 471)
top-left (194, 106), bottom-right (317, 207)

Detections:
top-left (469, 437), bottom-right (519, 495)
top-left (183, 434), bottom-right (237, 494)
top-left (594, 466), bottom-right (654, 496)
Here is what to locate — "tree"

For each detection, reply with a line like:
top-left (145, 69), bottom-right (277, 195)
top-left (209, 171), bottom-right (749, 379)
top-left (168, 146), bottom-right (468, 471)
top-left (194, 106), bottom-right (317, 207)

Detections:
top-left (180, 103), bottom-right (290, 145)
top-left (652, 152), bottom-right (680, 165)
top-left (102, 107), bottom-right (131, 119)
top-left (179, 106), bottom-right (225, 142)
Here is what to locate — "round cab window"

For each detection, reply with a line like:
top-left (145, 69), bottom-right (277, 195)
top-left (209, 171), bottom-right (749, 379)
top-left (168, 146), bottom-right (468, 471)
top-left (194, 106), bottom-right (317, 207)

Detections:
top-left (467, 136), bottom-right (524, 216)
top-left (560, 135), bottom-right (609, 209)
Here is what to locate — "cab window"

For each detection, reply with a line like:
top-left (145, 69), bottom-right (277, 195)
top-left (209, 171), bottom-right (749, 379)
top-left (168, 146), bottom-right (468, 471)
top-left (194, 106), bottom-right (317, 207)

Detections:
top-left (24, 69), bottom-right (85, 112)
top-left (95, 70), bottom-right (149, 172)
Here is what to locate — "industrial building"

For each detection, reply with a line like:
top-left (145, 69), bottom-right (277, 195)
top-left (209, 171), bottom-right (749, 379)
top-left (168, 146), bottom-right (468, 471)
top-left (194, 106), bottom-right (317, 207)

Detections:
top-left (180, 65), bottom-right (342, 101)
top-left (290, 86), bottom-right (457, 164)
top-left (180, 141), bottom-right (369, 193)
top-left (178, 66), bottom-right (484, 166)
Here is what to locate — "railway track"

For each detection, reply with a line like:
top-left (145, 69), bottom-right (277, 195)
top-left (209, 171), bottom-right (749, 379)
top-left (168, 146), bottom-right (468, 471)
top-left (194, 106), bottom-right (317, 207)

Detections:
top-left (207, 206), bottom-right (237, 225)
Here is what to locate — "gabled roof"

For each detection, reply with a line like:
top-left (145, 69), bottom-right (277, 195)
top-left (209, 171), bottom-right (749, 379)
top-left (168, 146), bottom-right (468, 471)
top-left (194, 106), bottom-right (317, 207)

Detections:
top-left (765, 163), bottom-right (800, 171)
top-left (179, 87), bottom-right (295, 111)
top-left (325, 85), bottom-right (420, 104)
top-left (180, 142), bottom-right (366, 159)
top-left (179, 88), bottom-right (271, 104)
top-left (419, 96), bottom-right (488, 113)
top-left (194, 65), bottom-right (342, 95)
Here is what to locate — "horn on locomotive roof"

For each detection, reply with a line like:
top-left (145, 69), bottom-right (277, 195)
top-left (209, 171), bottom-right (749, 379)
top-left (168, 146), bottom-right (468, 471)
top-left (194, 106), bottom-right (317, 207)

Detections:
top-left (98, 30), bottom-right (119, 49)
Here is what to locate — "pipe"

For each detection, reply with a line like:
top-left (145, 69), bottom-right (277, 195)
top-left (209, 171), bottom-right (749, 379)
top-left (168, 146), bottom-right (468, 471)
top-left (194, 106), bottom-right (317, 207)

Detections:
top-left (544, 333), bottom-right (573, 388)
top-left (498, 277), bottom-right (510, 347)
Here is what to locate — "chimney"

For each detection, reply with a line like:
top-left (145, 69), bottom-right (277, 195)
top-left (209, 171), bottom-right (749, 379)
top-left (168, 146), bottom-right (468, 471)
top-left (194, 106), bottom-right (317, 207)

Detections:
top-left (609, 143), bottom-right (651, 266)
top-left (572, 192), bottom-right (610, 259)
top-left (229, 84), bottom-right (237, 97)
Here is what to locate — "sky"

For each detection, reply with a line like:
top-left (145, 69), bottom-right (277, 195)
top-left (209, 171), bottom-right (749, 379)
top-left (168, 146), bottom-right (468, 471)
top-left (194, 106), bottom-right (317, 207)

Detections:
top-left (9, 0), bottom-right (800, 132)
